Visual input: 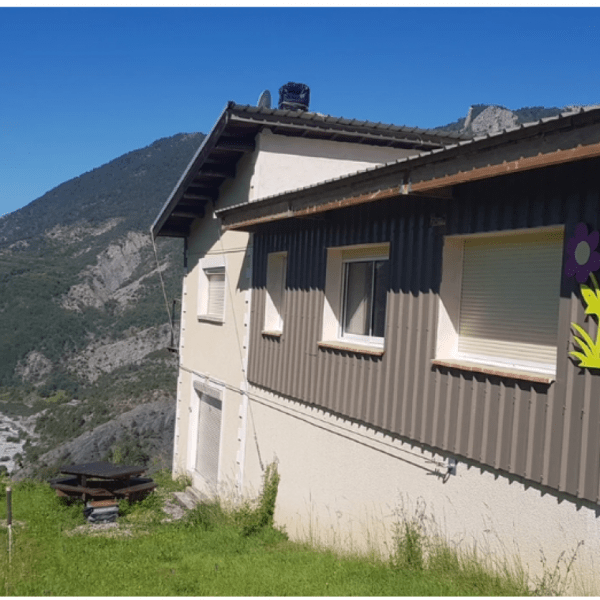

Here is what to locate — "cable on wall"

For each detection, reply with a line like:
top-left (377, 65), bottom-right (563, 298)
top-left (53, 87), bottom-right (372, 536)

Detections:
top-left (150, 232), bottom-right (176, 353)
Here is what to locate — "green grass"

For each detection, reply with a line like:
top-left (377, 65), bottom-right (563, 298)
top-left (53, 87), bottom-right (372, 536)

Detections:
top-left (0, 470), bottom-right (531, 596)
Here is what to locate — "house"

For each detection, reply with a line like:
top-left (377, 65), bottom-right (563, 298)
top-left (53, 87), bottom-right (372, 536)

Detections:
top-left (151, 94), bottom-right (462, 494)
top-left (153, 93), bottom-right (600, 590)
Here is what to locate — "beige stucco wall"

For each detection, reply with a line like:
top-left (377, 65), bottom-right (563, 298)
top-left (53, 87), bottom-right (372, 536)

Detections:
top-left (250, 132), bottom-right (418, 201)
top-left (242, 384), bottom-right (600, 594)
top-left (173, 133), bottom-right (411, 497)
top-left (169, 130), bottom-right (600, 592)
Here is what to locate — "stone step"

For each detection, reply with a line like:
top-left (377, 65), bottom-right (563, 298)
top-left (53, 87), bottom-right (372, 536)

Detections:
top-left (172, 491), bottom-right (197, 511)
top-left (172, 486), bottom-right (208, 511)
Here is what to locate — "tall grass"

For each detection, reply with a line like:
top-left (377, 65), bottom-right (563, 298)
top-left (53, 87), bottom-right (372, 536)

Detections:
top-left (0, 467), bottom-right (537, 596)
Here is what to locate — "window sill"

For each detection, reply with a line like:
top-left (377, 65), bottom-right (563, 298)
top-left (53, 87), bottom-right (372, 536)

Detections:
top-left (198, 315), bottom-right (224, 325)
top-left (431, 358), bottom-right (555, 385)
top-left (262, 330), bottom-right (282, 338)
top-left (318, 340), bottom-right (385, 357)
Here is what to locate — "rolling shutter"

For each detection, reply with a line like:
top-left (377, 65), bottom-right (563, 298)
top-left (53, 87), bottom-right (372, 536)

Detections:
top-left (206, 268), bottom-right (225, 319)
top-left (194, 386), bottom-right (223, 486)
top-left (458, 229), bottom-right (563, 373)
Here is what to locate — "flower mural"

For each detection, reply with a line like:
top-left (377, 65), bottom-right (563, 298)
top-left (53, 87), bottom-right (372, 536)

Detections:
top-left (565, 222), bottom-right (600, 283)
top-left (567, 223), bottom-right (600, 368)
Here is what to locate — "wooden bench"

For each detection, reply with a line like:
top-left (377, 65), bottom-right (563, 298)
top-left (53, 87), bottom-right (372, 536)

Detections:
top-left (113, 479), bottom-right (158, 502)
top-left (50, 477), bottom-right (115, 499)
top-left (50, 475), bottom-right (157, 503)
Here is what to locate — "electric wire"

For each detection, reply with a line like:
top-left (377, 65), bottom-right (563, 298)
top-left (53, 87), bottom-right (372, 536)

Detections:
top-left (150, 232), bottom-right (175, 348)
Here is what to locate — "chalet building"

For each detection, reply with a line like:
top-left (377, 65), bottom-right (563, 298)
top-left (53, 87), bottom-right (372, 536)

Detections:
top-left (153, 92), bottom-right (600, 590)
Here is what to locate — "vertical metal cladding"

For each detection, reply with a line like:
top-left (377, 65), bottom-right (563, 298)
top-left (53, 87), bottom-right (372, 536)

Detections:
top-left (247, 158), bottom-right (600, 504)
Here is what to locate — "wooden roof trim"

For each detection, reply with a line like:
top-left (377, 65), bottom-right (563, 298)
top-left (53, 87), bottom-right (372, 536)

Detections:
top-left (409, 141), bottom-right (600, 193)
top-left (221, 141), bottom-right (600, 231)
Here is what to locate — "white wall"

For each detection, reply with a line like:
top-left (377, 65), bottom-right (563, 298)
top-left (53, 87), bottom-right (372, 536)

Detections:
top-left (250, 132), bottom-right (418, 201)
top-left (174, 133), bottom-right (410, 497)
top-left (172, 132), bottom-right (600, 593)
top-left (242, 385), bottom-right (600, 594)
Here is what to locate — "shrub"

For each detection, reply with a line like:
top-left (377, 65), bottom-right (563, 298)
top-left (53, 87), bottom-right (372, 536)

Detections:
top-left (393, 518), bottom-right (425, 571)
top-left (234, 462), bottom-right (280, 537)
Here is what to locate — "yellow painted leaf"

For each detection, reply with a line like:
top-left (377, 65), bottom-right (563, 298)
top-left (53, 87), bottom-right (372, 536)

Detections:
top-left (570, 350), bottom-right (588, 365)
top-left (578, 355), bottom-right (600, 369)
top-left (571, 323), bottom-right (596, 355)
top-left (581, 284), bottom-right (600, 316)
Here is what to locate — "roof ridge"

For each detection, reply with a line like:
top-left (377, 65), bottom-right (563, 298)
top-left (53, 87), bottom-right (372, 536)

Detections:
top-left (228, 103), bottom-right (471, 140)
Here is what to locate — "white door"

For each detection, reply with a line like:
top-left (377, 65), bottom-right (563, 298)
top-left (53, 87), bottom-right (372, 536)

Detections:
top-left (195, 389), bottom-right (222, 487)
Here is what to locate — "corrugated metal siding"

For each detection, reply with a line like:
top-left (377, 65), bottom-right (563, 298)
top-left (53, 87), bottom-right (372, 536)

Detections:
top-left (247, 158), bottom-right (600, 504)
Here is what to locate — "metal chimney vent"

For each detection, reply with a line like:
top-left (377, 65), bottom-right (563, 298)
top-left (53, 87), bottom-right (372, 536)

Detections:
top-left (278, 82), bottom-right (310, 111)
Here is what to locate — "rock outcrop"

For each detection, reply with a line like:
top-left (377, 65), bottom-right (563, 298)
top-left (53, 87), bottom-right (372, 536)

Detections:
top-left (463, 105), bottom-right (519, 135)
top-left (14, 398), bottom-right (176, 479)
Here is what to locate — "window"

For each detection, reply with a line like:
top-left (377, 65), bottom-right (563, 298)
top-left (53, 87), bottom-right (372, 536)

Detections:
top-left (264, 252), bottom-right (287, 334)
top-left (198, 256), bottom-right (226, 322)
top-left (342, 259), bottom-right (388, 342)
top-left (206, 268), bottom-right (225, 318)
top-left (322, 244), bottom-right (390, 351)
top-left (436, 227), bottom-right (564, 376)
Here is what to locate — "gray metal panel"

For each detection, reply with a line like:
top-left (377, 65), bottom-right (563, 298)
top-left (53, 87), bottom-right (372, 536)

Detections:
top-left (247, 158), bottom-right (600, 504)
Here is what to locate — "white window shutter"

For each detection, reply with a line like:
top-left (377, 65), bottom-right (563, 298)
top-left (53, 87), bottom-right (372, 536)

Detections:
top-left (458, 229), bottom-right (563, 373)
top-left (195, 390), bottom-right (222, 486)
top-left (206, 269), bottom-right (225, 319)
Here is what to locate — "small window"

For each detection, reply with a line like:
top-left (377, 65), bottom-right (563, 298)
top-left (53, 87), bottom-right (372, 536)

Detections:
top-left (198, 256), bottom-right (226, 323)
top-left (205, 267), bottom-right (225, 320)
top-left (321, 243), bottom-right (390, 350)
top-left (264, 252), bottom-right (287, 334)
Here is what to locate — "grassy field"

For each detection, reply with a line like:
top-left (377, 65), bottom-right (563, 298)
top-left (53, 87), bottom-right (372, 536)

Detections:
top-left (0, 469), bottom-right (532, 596)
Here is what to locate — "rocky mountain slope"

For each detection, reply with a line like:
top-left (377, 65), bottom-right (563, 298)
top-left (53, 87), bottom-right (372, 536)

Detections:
top-left (14, 398), bottom-right (176, 479)
top-left (0, 131), bottom-right (205, 478)
top-left (439, 103), bottom-right (597, 135)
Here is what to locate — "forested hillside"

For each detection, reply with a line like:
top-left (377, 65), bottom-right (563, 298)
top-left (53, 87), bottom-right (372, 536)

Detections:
top-left (0, 132), bottom-right (204, 477)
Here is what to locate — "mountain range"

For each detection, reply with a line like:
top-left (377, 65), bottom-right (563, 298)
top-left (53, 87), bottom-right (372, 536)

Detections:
top-left (0, 103), bottom-right (580, 478)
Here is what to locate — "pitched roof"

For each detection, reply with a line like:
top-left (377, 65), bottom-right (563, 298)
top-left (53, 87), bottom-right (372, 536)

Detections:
top-left (151, 102), bottom-right (469, 238)
top-left (215, 105), bottom-right (600, 231)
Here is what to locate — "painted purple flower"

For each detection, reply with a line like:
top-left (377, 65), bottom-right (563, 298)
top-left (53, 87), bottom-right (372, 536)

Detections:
top-left (565, 222), bottom-right (600, 283)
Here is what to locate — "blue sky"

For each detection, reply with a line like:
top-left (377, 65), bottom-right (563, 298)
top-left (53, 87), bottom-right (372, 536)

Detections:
top-left (1, 7), bottom-right (599, 218)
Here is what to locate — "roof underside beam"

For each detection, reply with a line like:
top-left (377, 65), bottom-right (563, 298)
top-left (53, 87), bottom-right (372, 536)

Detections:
top-left (408, 139), bottom-right (600, 193)
top-left (214, 137), bottom-right (256, 152)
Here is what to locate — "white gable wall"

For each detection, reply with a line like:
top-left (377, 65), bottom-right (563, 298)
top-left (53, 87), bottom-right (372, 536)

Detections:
top-left (174, 133), bottom-right (413, 497)
top-left (249, 131), bottom-right (418, 201)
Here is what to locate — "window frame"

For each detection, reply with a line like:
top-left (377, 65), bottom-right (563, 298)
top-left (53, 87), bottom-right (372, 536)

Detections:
top-left (263, 251), bottom-right (288, 335)
top-left (435, 225), bottom-right (564, 378)
top-left (321, 243), bottom-right (390, 352)
top-left (198, 256), bottom-right (226, 323)
top-left (339, 256), bottom-right (389, 346)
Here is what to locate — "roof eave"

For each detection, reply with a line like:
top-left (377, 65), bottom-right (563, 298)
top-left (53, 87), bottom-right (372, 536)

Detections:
top-left (216, 106), bottom-right (600, 231)
top-left (150, 104), bottom-right (474, 239)
top-left (150, 102), bottom-right (234, 239)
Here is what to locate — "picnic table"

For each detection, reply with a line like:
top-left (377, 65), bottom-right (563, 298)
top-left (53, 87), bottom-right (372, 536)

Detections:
top-left (50, 461), bottom-right (157, 504)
